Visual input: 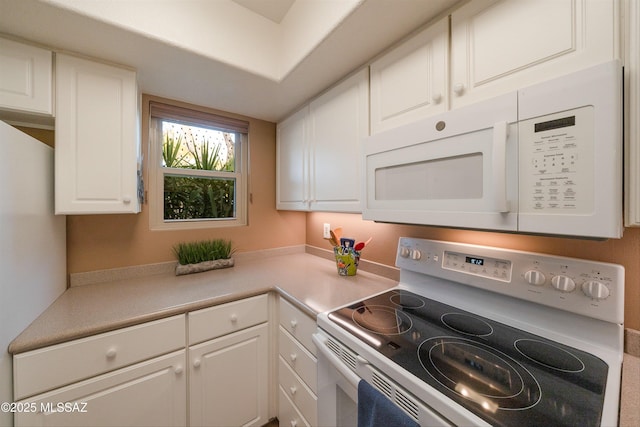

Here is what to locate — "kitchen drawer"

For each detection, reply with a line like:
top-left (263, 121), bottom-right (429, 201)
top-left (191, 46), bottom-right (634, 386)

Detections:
top-left (13, 315), bottom-right (185, 400)
top-left (279, 298), bottom-right (316, 356)
top-left (279, 326), bottom-right (317, 393)
top-left (189, 294), bottom-right (268, 345)
top-left (278, 384), bottom-right (310, 427)
top-left (278, 356), bottom-right (317, 426)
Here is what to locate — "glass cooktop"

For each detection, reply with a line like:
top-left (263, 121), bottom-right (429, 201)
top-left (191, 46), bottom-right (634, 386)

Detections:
top-left (328, 289), bottom-right (608, 427)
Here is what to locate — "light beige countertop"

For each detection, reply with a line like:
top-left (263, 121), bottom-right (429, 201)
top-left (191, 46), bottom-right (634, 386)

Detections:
top-left (8, 249), bottom-right (397, 354)
top-left (8, 248), bottom-right (638, 427)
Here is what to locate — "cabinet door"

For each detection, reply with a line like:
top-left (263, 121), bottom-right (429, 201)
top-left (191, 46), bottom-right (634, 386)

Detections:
top-left (189, 323), bottom-right (269, 427)
top-left (309, 68), bottom-right (369, 212)
top-left (625, 0), bottom-right (640, 226)
top-left (370, 17), bottom-right (448, 134)
top-left (450, 0), bottom-right (617, 109)
top-left (276, 106), bottom-right (309, 210)
top-left (15, 350), bottom-right (187, 427)
top-left (0, 38), bottom-right (52, 116)
top-left (55, 53), bottom-right (140, 214)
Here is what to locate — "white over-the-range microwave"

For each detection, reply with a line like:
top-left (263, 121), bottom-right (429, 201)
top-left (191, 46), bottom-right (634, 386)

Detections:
top-left (363, 60), bottom-right (623, 239)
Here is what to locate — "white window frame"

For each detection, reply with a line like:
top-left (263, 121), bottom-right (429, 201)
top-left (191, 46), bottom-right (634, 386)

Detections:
top-left (148, 102), bottom-right (248, 230)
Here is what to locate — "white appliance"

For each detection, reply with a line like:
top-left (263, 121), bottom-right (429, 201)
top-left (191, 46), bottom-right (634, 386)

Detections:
top-left (363, 60), bottom-right (623, 239)
top-left (0, 121), bottom-right (67, 427)
top-left (314, 237), bottom-right (624, 427)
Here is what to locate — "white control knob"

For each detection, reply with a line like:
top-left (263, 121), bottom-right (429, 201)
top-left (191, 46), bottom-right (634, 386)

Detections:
top-left (582, 280), bottom-right (610, 300)
top-left (551, 275), bottom-right (576, 293)
top-left (410, 249), bottom-right (422, 260)
top-left (524, 270), bottom-right (546, 286)
top-left (399, 247), bottom-right (410, 258)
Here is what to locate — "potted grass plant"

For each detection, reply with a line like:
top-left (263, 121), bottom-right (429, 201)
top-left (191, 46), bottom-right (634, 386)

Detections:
top-left (173, 239), bottom-right (235, 276)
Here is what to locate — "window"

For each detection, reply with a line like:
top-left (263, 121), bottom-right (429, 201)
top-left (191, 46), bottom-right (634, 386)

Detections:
top-left (148, 101), bottom-right (248, 230)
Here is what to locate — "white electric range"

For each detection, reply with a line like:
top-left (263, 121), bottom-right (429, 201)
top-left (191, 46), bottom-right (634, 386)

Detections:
top-left (313, 237), bottom-right (624, 427)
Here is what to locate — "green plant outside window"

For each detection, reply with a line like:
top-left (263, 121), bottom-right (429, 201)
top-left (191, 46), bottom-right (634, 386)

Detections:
top-left (161, 120), bottom-right (237, 221)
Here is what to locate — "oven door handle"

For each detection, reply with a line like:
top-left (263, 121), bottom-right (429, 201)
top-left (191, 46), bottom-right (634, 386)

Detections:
top-left (312, 333), bottom-right (362, 388)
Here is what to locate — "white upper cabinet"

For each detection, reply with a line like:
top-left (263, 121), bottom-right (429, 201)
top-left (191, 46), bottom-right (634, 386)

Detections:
top-left (625, 0), bottom-right (640, 226)
top-left (0, 38), bottom-right (52, 116)
top-left (277, 69), bottom-right (368, 212)
top-left (370, 17), bottom-right (448, 134)
top-left (276, 106), bottom-right (309, 211)
top-left (450, 0), bottom-right (618, 109)
top-left (309, 68), bottom-right (369, 212)
top-left (55, 53), bottom-right (141, 214)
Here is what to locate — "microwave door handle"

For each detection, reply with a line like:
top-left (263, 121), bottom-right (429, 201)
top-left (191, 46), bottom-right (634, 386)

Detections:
top-left (492, 121), bottom-right (509, 213)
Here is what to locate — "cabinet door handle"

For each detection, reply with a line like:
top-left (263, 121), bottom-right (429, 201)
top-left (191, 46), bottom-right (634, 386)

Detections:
top-left (432, 92), bottom-right (442, 104)
top-left (290, 353), bottom-right (297, 363)
top-left (174, 365), bottom-right (183, 375)
top-left (453, 83), bottom-right (465, 96)
top-left (105, 348), bottom-right (117, 359)
top-left (230, 313), bottom-right (238, 323)
top-left (123, 196), bottom-right (131, 204)
top-left (193, 358), bottom-right (201, 369)
top-left (290, 319), bottom-right (298, 329)
top-left (289, 386), bottom-right (297, 395)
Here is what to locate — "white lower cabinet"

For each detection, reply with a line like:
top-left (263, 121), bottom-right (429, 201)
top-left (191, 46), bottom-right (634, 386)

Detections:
top-left (15, 350), bottom-right (187, 427)
top-left (277, 298), bottom-right (317, 427)
top-left (189, 324), bottom-right (269, 427)
top-left (13, 315), bottom-right (187, 427)
top-left (188, 294), bottom-right (270, 427)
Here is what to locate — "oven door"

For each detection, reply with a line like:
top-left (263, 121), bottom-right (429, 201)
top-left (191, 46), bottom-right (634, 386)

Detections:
top-left (313, 330), bottom-right (455, 427)
top-left (363, 92), bottom-right (518, 231)
top-left (313, 332), bottom-right (360, 427)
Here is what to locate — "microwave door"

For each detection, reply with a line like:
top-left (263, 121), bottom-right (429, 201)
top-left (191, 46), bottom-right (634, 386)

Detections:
top-left (363, 93), bottom-right (518, 231)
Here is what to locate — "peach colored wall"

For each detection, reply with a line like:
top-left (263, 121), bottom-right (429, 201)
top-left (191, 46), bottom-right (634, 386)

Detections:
top-left (66, 95), bottom-right (306, 273)
top-left (306, 212), bottom-right (640, 331)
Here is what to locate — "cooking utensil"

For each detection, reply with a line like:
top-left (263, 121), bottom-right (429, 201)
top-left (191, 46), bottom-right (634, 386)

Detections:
top-left (340, 238), bottom-right (355, 248)
top-left (329, 230), bottom-right (339, 247)
top-left (354, 237), bottom-right (372, 251)
top-left (333, 227), bottom-right (343, 241)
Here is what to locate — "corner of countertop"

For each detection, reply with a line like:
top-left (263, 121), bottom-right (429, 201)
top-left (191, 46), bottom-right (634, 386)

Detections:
top-left (305, 244), bottom-right (399, 281)
top-left (69, 245), bottom-right (307, 287)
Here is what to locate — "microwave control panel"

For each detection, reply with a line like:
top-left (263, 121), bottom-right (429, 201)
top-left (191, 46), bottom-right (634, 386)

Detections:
top-left (518, 106), bottom-right (594, 215)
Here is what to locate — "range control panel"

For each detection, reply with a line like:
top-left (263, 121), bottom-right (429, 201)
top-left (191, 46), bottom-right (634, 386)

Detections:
top-left (396, 237), bottom-right (624, 324)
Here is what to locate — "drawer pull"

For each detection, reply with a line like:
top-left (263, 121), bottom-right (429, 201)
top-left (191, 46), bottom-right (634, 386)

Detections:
top-left (230, 313), bottom-right (238, 323)
top-left (290, 353), bottom-right (297, 363)
top-left (290, 420), bottom-right (297, 427)
top-left (289, 386), bottom-right (297, 396)
top-left (290, 319), bottom-right (298, 329)
top-left (105, 348), bottom-right (117, 359)
top-left (193, 358), bottom-right (201, 369)
top-left (174, 365), bottom-right (183, 375)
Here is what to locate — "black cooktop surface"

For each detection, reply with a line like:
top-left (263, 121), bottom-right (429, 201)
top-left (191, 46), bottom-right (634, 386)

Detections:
top-left (328, 289), bottom-right (608, 427)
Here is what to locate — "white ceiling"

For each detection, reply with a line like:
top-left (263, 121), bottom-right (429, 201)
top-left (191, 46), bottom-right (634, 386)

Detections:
top-left (0, 0), bottom-right (461, 122)
top-left (232, 0), bottom-right (295, 23)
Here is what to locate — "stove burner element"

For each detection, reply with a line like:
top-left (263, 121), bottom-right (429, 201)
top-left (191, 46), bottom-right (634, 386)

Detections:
top-left (441, 313), bottom-right (494, 337)
top-left (514, 339), bottom-right (586, 373)
top-left (352, 304), bottom-right (412, 336)
top-left (419, 337), bottom-right (542, 411)
top-left (390, 292), bottom-right (426, 309)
